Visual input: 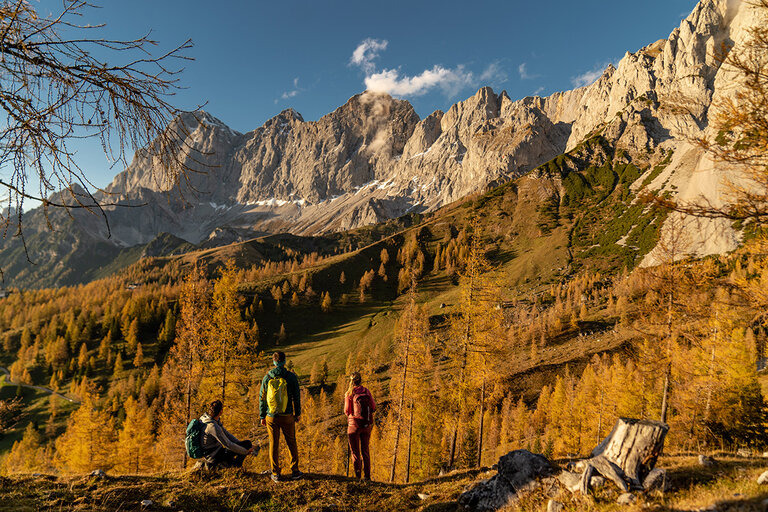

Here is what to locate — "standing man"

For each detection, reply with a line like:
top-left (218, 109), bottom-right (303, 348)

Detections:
top-left (259, 351), bottom-right (303, 482)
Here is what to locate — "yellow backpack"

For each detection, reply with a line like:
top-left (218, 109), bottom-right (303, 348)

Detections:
top-left (267, 376), bottom-right (288, 414)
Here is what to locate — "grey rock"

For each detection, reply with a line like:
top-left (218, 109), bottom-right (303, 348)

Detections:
top-left (736, 448), bottom-right (751, 457)
top-left (757, 470), bottom-right (768, 485)
top-left (643, 468), bottom-right (668, 492)
top-left (458, 450), bottom-right (559, 512)
top-left (590, 475), bottom-right (606, 488)
top-left (617, 492), bottom-right (637, 505)
top-left (547, 499), bottom-right (564, 512)
top-left (89, 469), bottom-right (106, 479)
top-left (140, 500), bottom-right (153, 508)
top-left (417, 493), bottom-right (430, 500)
top-left (698, 454), bottom-right (716, 466)
top-left (557, 471), bottom-right (581, 493)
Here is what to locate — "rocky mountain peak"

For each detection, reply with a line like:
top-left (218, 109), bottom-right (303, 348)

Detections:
top-left (172, 110), bottom-right (241, 138)
top-left (2, 0), bottom-right (761, 287)
top-left (264, 108), bottom-right (304, 128)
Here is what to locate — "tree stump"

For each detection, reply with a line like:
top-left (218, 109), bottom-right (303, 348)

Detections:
top-left (579, 418), bottom-right (668, 494)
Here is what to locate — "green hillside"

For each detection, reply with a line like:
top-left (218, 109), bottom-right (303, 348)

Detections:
top-left (0, 137), bottom-right (764, 493)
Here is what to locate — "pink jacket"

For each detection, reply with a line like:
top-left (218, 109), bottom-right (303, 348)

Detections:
top-left (344, 386), bottom-right (376, 427)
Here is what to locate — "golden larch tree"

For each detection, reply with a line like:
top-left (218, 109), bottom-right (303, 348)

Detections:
top-left (54, 393), bottom-right (116, 473)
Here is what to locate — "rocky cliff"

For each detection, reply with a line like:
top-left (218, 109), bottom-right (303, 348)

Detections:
top-left (0, 0), bottom-right (759, 286)
top-left (99, 0), bottom-right (756, 249)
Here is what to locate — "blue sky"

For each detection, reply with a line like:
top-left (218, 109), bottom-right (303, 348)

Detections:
top-left (35, 0), bottom-right (698, 189)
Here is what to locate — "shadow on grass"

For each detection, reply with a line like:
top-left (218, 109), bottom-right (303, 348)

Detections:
top-left (666, 457), bottom-right (767, 490)
top-left (261, 302), bottom-right (387, 357)
top-left (693, 493), bottom-right (768, 512)
top-left (296, 303), bottom-right (386, 346)
top-left (417, 275), bottom-right (454, 295)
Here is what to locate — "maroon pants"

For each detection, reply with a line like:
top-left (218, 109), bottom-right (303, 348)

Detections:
top-left (347, 423), bottom-right (372, 479)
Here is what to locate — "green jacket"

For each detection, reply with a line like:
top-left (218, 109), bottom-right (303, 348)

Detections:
top-left (259, 365), bottom-right (301, 419)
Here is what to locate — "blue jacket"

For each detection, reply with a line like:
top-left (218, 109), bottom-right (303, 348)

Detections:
top-left (259, 365), bottom-right (301, 419)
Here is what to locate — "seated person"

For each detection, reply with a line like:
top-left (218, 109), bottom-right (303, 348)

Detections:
top-left (200, 399), bottom-right (254, 468)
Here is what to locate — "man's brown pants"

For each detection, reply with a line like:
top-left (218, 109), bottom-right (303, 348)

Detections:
top-left (265, 415), bottom-right (299, 475)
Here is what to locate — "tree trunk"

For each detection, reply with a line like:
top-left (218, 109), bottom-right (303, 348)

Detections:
top-left (660, 370), bottom-right (670, 424)
top-left (596, 386), bottom-right (604, 446)
top-left (579, 418), bottom-right (668, 494)
top-left (183, 352), bottom-right (192, 470)
top-left (448, 423), bottom-right (459, 469)
top-left (660, 290), bottom-right (673, 424)
top-left (449, 262), bottom-right (476, 470)
top-left (405, 400), bottom-right (414, 483)
top-left (704, 316), bottom-right (718, 421)
top-left (390, 285), bottom-right (416, 483)
top-left (477, 375), bottom-right (486, 467)
top-left (221, 342), bottom-right (227, 403)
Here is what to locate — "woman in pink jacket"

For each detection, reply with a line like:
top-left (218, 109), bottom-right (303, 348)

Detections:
top-left (344, 372), bottom-right (376, 480)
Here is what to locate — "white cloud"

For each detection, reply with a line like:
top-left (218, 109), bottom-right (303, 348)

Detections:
top-left (364, 66), bottom-right (475, 97)
top-left (350, 38), bottom-right (388, 74)
top-left (351, 39), bottom-right (506, 98)
top-left (518, 62), bottom-right (539, 80)
top-left (280, 77), bottom-right (302, 100)
top-left (480, 62), bottom-right (507, 84)
top-left (571, 61), bottom-right (613, 88)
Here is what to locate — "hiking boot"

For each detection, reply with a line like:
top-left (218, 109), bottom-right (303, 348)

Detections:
top-left (290, 470), bottom-right (304, 481)
top-left (270, 473), bottom-right (280, 483)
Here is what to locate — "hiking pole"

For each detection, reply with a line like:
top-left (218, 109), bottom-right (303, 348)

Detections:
top-left (346, 436), bottom-right (350, 477)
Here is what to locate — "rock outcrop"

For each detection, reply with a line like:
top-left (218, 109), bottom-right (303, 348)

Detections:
top-left (0, 0), bottom-right (762, 286)
top-left (458, 450), bottom-right (559, 512)
top-left (96, 0), bottom-right (765, 253)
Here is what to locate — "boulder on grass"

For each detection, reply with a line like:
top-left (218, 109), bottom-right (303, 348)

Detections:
top-left (557, 471), bottom-right (581, 493)
top-left (642, 468), bottom-right (668, 492)
top-left (617, 493), bottom-right (637, 505)
top-left (458, 450), bottom-right (559, 512)
top-left (757, 470), bottom-right (768, 485)
top-left (547, 499), bottom-right (564, 512)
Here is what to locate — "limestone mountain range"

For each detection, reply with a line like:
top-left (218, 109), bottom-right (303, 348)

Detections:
top-left (0, 0), bottom-right (759, 287)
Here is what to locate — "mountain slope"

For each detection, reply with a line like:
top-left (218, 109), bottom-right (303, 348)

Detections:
top-left (0, 0), bottom-right (759, 288)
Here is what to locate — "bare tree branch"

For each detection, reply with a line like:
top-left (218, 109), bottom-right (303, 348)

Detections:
top-left (0, 0), bottom-right (202, 251)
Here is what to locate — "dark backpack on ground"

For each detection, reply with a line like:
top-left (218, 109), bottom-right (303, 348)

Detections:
top-left (352, 391), bottom-right (373, 427)
top-left (186, 419), bottom-right (206, 459)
